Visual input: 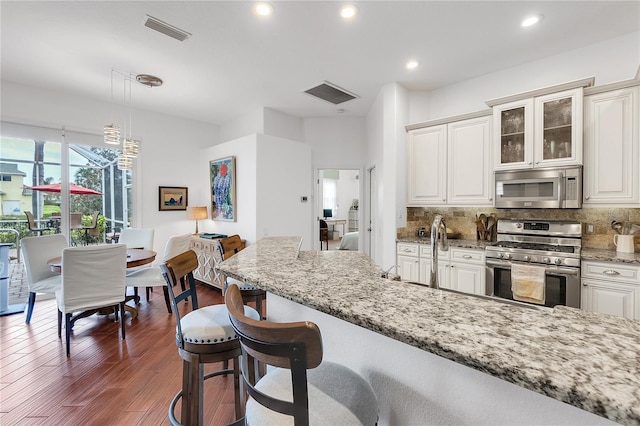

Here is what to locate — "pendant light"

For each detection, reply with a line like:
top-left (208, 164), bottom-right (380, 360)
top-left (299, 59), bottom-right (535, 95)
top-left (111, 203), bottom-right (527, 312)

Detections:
top-left (123, 74), bottom-right (140, 159)
top-left (104, 70), bottom-right (121, 145)
top-left (117, 75), bottom-right (134, 170)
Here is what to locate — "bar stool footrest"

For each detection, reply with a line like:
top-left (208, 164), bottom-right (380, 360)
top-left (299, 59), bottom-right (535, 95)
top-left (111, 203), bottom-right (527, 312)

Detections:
top-left (167, 368), bottom-right (235, 426)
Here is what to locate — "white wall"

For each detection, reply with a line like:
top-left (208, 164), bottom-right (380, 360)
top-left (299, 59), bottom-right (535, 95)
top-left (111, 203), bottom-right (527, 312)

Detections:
top-left (256, 134), bottom-right (313, 249)
top-left (303, 117), bottom-right (366, 170)
top-left (1, 80), bottom-right (219, 256)
top-left (263, 108), bottom-right (304, 143)
top-left (201, 133), bottom-right (313, 248)
top-left (336, 170), bottom-right (359, 224)
top-left (199, 135), bottom-right (258, 242)
top-left (365, 88), bottom-right (384, 264)
top-left (408, 32), bottom-right (640, 123)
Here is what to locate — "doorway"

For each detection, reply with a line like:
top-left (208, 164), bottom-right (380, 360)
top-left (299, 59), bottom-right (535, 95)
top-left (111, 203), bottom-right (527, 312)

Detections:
top-left (316, 169), bottom-right (360, 251)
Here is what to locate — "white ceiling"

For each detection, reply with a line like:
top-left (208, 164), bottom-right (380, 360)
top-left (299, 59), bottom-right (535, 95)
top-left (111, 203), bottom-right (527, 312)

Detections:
top-left (2, 1), bottom-right (639, 126)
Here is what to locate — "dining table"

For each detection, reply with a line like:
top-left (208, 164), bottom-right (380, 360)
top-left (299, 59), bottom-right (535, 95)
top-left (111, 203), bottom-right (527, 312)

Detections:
top-left (48, 248), bottom-right (157, 319)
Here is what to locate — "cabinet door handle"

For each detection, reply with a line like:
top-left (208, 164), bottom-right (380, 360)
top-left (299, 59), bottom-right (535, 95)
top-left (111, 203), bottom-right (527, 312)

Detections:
top-left (402, 248), bottom-right (412, 253)
top-left (535, 161), bottom-right (540, 164)
top-left (585, 195), bottom-right (590, 200)
top-left (462, 254), bottom-right (473, 259)
top-left (528, 162), bottom-right (533, 165)
top-left (489, 198), bottom-right (493, 201)
top-left (603, 270), bottom-right (620, 276)
top-left (582, 282), bottom-right (588, 286)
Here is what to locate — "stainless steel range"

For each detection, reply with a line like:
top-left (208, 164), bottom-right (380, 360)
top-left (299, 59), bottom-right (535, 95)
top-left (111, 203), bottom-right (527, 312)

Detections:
top-left (485, 219), bottom-right (582, 308)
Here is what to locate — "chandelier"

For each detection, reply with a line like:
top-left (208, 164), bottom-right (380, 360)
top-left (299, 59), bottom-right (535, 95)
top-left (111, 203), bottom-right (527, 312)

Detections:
top-left (105, 70), bottom-right (162, 170)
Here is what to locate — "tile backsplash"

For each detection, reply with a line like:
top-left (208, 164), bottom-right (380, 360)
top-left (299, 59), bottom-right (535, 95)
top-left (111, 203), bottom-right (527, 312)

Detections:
top-left (398, 207), bottom-right (639, 251)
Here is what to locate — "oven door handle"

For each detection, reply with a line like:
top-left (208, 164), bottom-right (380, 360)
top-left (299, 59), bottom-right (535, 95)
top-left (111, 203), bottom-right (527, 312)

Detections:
top-left (486, 259), bottom-right (579, 276)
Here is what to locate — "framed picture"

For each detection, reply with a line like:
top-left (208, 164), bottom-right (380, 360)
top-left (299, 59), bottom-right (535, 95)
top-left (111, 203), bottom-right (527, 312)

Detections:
top-left (210, 156), bottom-right (236, 221)
top-left (158, 186), bottom-right (188, 211)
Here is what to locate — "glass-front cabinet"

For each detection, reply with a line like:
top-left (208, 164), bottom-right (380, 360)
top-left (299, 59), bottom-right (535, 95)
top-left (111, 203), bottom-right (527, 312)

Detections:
top-left (494, 99), bottom-right (534, 169)
top-left (493, 88), bottom-right (583, 170)
top-left (533, 88), bottom-right (583, 167)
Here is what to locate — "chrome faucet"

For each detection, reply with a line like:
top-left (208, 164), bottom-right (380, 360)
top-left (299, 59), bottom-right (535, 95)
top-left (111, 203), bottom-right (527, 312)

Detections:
top-left (381, 264), bottom-right (399, 279)
top-left (430, 214), bottom-right (449, 289)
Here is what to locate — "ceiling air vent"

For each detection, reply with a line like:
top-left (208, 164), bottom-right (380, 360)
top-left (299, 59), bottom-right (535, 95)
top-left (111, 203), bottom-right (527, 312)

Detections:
top-left (144, 15), bottom-right (191, 42)
top-left (303, 81), bottom-right (358, 105)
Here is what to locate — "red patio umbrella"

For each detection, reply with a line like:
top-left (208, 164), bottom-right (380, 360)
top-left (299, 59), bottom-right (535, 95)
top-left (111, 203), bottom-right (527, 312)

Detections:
top-left (26, 183), bottom-right (103, 195)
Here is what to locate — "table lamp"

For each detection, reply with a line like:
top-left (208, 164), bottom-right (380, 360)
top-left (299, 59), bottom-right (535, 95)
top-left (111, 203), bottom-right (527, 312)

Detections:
top-left (186, 206), bottom-right (208, 234)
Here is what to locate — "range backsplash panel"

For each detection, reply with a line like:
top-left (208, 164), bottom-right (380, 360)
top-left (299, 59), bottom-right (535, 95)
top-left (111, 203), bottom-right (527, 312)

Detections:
top-left (399, 207), bottom-right (639, 251)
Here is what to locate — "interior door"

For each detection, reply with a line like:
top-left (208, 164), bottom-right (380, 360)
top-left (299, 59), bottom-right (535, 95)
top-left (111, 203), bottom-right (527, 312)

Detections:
top-left (315, 169), bottom-right (361, 250)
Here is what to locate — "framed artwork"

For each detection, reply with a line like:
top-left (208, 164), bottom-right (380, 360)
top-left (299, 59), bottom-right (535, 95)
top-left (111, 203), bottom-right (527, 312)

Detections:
top-left (158, 186), bottom-right (188, 211)
top-left (210, 156), bottom-right (236, 221)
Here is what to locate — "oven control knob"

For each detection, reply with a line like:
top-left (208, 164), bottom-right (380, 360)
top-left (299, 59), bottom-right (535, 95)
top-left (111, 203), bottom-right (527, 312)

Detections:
top-left (503, 253), bottom-right (511, 260)
top-left (523, 255), bottom-right (531, 261)
top-left (542, 257), bottom-right (550, 263)
top-left (554, 258), bottom-right (562, 265)
top-left (497, 252), bottom-right (503, 259)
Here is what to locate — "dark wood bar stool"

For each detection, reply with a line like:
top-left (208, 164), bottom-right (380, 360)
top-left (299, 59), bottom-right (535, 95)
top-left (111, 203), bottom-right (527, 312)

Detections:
top-left (225, 283), bottom-right (379, 426)
top-left (218, 235), bottom-right (267, 320)
top-left (161, 250), bottom-right (259, 426)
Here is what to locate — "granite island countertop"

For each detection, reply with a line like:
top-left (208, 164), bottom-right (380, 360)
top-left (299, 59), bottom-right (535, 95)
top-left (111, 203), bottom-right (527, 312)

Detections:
top-left (217, 237), bottom-right (640, 425)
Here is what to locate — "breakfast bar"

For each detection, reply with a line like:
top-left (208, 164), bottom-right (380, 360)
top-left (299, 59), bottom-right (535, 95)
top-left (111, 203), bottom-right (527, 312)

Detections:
top-left (217, 237), bottom-right (640, 425)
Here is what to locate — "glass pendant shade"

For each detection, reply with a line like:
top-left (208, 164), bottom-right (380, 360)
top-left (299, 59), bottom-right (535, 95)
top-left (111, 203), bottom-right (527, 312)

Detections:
top-left (104, 124), bottom-right (121, 145)
top-left (123, 138), bottom-right (139, 157)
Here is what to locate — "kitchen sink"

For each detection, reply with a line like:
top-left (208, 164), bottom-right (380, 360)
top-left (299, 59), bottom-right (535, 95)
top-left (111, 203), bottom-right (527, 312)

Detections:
top-left (406, 281), bottom-right (550, 311)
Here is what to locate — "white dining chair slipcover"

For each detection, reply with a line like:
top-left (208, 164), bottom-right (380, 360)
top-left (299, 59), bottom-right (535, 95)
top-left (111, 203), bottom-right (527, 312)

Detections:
top-left (124, 233), bottom-right (193, 297)
top-left (57, 244), bottom-right (127, 313)
top-left (20, 234), bottom-right (68, 323)
top-left (119, 228), bottom-right (154, 250)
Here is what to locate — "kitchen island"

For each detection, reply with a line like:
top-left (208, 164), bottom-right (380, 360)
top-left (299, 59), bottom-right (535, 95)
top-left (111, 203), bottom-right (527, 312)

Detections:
top-left (217, 237), bottom-right (640, 425)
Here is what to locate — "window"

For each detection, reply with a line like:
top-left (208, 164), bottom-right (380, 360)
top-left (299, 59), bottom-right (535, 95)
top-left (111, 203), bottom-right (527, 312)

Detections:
top-left (323, 178), bottom-right (337, 217)
top-left (1, 121), bottom-right (135, 240)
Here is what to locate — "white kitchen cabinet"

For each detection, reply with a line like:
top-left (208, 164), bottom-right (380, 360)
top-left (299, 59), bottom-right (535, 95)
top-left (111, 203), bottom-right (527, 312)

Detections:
top-left (407, 125), bottom-right (447, 206)
top-left (449, 247), bottom-right (486, 295)
top-left (396, 242), bottom-right (484, 294)
top-left (397, 243), bottom-right (420, 282)
top-left (407, 112), bottom-right (492, 207)
top-left (533, 88), bottom-right (583, 168)
top-left (581, 260), bottom-right (640, 320)
top-left (492, 88), bottom-right (584, 170)
top-left (447, 115), bottom-right (493, 205)
top-left (493, 98), bottom-right (534, 170)
top-left (583, 85), bottom-right (639, 206)
top-left (418, 244), bottom-right (451, 289)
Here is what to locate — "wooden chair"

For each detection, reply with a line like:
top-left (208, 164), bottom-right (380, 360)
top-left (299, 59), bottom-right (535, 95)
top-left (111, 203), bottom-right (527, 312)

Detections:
top-left (20, 234), bottom-right (68, 323)
top-left (225, 284), bottom-right (379, 426)
top-left (82, 211), bottom-right (100, 245)
top-left (319, 219), bottom-right (329, 250)
top-left (57, 244), bottom-right (127, 356)
top-left (161, 250), bottom-right (259, 426)
top-left (218, 234), bottom-right (267, 319)
top-left (24, 211), bottom-right (52, 236)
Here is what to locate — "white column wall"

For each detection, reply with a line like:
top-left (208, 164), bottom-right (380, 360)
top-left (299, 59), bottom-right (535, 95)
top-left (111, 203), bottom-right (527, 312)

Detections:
top-left (256, 135), bottom-right (313, 249)
top-left (199, 135), bottom-right (258, 242)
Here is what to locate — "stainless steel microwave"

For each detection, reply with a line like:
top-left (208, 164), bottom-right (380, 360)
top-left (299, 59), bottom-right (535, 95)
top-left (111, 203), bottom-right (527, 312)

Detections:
top-left (494, 166), bottom-right (582, 209)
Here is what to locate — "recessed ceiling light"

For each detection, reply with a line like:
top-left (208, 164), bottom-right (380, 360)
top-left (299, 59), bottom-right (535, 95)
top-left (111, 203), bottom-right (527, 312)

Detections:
top-left (521, 14), bottom-right (543, 27)
top-left (340, 5), bottom-right (358, 20)
top-left (406, 60), bottom-right (419, 70)
top-left (254, 2), bottom-right (274, 17)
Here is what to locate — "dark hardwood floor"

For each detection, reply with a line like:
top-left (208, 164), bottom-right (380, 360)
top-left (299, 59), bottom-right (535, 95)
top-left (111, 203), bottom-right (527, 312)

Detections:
top-left (0, 283), bottom-right (239, 425)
